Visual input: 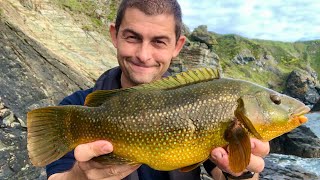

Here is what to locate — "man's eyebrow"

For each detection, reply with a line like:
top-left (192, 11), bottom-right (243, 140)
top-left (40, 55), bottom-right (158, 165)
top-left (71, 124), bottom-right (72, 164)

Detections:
top-left (122, 28), bottom-right (142, 39)
top-left (122, 28), bottom-right (170, 41)
top-left (153, 35), bottom-right (170, 41)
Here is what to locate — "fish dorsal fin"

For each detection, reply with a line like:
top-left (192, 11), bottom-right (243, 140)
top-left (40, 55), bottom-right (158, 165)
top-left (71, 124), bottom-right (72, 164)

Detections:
top-left (134, 67), bottom-right (221, 91)
top-left (84, 90), bottom-right (120, 107)
top-left (84, 68), bottom-right (221, 107)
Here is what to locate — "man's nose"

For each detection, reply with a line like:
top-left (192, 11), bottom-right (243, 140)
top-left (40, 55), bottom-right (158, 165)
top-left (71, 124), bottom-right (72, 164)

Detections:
top-left (136, 42), bottom-right (152, 62)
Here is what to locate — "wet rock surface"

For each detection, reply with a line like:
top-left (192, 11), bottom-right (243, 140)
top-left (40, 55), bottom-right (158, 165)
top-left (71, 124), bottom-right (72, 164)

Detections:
top-left (260, 154), bottom-right (320, 180)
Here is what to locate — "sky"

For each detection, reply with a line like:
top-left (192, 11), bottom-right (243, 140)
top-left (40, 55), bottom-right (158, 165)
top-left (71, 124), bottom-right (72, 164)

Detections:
top-left (178, 0), bottom-right (320, 42)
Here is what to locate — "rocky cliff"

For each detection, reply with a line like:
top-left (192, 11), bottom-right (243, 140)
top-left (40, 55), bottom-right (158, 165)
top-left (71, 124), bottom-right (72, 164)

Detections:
top-left (0, 0), bottom-right (319, 179)
top-left (0, 0), bottom-right (118, 179)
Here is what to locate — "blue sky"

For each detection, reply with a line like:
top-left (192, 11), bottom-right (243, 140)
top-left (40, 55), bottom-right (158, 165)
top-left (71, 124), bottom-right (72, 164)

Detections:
top-left (178, 0), bottom-right (320, 42)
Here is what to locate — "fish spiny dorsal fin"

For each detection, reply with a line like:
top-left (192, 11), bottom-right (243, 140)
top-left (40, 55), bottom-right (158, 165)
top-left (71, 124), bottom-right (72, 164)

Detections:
top-left (84, 68), bottom-right (220, 107)
top-left (132, 67), bottom-right (221, 91)
top-left (84, 90), bottom-right (119, 107)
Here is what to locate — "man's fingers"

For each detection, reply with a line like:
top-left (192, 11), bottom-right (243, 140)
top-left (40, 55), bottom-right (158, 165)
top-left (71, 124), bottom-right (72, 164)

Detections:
top-left (246, 154), bottom-right (265, 173)
top-left (74, 140), bottom-right (113, 162)
top-left (210, 147), bottom-right (243, 177)
top-left (210, 146), bottom-right (265, 176)
top-left (250, 138), bottom-right (270, 157)
top-left (84, 164), bottom-right (141, 180)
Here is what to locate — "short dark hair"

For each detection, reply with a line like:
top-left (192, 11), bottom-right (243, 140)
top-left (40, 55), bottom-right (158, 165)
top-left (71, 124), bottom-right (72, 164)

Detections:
top-left (115, 0), bottom-right (183, 40)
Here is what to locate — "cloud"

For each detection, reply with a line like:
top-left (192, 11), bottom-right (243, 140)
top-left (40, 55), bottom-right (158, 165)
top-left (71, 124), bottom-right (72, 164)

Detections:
top-left (178, 0), bottom-right (320, 42)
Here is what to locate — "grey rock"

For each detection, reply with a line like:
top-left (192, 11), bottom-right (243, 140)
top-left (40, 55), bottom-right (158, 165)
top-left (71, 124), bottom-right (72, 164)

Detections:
top-left (270, 125), bottom-right (320, 158)
top-left (0, 20), bottom-right (92, 124)
top-left (189, 25), bottom-right (217, 48)
top-left (171, 43), bottom-right (221, 75)
top-left (312, 100), bottom-right (320, 111)
top-left (260, 154), bottom-right (319, 180)
top-left (285, 69), bottom-right (320, 105)
top-left (2, 111), bottom-right (15, 127)
top-left (232, 49), bottom-right (256, 65)
top-left (0, 125), bottom-right (46, 180)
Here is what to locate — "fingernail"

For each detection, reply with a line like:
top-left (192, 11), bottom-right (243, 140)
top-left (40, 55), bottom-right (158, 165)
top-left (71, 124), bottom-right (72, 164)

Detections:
top-left (101, 142), bottom-right (113, 153)
top-left (251, 142), bottom-right (255, 149)
top-left (212, 151), bottom-right (222, 160)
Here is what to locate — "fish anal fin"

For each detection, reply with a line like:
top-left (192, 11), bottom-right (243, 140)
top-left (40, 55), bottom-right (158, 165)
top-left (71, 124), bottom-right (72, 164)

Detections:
top-left (179, 160), bottom-right (206, 172)
top-left (92, 153), bottom-right (138, 165)
top-left (224, 119), bottom-right (251, 173)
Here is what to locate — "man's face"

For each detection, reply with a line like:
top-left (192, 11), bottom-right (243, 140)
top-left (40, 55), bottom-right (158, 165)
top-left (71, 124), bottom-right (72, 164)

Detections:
top-left (110, 8), bottom-right (186, 88)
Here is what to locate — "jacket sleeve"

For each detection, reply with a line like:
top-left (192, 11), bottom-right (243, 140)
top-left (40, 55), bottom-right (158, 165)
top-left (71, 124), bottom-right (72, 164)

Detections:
top-left (45, 88), bottom-right (93, 178)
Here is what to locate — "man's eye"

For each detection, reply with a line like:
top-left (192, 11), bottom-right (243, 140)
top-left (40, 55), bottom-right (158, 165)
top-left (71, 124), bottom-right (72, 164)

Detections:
top-left (154, 40), bottom-right (166, 46)
top-left (125, 36), bottom-right (140, 42)
top-left (126, 36), bottom-right (137, 40)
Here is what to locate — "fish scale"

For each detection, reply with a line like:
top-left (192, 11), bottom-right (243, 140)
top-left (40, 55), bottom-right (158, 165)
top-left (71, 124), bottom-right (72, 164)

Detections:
top-left (27, 68), bottom-right (310, 173)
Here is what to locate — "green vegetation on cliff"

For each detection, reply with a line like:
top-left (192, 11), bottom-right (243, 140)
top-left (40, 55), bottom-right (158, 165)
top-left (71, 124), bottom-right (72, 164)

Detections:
top-left (193, 28), bottom-right (320, 91)
top-left (52, 0), bottom-right (119, 35)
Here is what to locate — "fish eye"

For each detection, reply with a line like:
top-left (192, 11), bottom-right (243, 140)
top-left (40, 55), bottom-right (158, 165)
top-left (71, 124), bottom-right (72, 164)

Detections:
top-left (270, 94), bottom-right (281, 105)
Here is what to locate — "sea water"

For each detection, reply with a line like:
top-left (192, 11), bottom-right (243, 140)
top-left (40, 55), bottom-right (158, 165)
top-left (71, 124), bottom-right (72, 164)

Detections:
top-left (305, 112), bottom-right (320, 138)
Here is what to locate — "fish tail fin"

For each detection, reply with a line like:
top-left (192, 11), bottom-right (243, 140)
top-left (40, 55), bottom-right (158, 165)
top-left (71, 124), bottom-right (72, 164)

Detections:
top-left (27, 106), bottom-right (75, 167)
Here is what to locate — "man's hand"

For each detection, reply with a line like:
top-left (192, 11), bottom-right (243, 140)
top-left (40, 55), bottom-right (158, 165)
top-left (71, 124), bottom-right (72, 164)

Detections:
top-left (48, 140), bottom-right (141, 180)
top-left (210, 138), bottom-right (270, 179)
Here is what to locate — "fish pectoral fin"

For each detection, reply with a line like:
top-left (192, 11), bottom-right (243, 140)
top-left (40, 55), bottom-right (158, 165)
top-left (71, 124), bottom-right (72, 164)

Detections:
top-left (92, 153), bottom-right (138, 165)
top-left (224, 120), bottom-right (251, 173)
top-left (179, 160), bottom-right (206, 172)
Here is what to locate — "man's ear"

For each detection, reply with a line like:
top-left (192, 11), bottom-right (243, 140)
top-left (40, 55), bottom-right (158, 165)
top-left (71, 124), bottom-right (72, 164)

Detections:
top-left (109, 23), bottom-right (118, 48)
top-left (173, 35), bottom-right (186, 58)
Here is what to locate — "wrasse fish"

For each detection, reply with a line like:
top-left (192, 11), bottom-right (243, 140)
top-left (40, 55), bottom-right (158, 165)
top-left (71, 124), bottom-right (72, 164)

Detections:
top-left (27, 68), bottom-right (310, 173)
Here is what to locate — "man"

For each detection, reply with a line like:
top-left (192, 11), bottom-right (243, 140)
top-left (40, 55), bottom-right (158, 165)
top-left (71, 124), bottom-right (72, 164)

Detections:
top-left (47, 0), bottom-right (269, 179)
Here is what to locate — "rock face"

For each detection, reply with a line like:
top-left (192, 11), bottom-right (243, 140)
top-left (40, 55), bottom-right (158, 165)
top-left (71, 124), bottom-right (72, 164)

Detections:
top-left (312, 100), bottom-right (320, 111)
top-left (1, 0), bottom-right (118, 80)
top-left (0, 1), bottom-right (119, 178)
top-left (285, 69), bottom-right (320, 106)
top-left (0, 19), bottom-right (91, 180)
top-left (270, 125), bottom-right (320, 158)
top-left (189, 25), bottom-right (217, 48)
top-left (0, 98), bottom-right (46, 179)
top-left (170, 42), bottom-right (221, 74)
top-left (0, 20), bottom-right (92, 124)
top-left (0, 1), bottom-right (319, 179)
top-left (260, 154), bottom-right (319, 180)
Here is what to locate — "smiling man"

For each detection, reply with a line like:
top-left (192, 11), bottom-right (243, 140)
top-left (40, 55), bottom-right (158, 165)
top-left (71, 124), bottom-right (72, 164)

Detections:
top-left (112, 7), bottom-right (185, 87)
top-left (46, 0), bottom-right (269, 179)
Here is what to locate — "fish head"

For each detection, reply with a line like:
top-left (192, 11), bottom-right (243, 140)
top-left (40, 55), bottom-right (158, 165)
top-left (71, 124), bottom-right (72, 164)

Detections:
top-left (236, 90), bottom-right (310, 141)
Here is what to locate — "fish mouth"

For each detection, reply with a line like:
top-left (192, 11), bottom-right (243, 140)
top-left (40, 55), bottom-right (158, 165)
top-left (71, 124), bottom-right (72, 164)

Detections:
top-left (291, 105), bottom-right (310, 124)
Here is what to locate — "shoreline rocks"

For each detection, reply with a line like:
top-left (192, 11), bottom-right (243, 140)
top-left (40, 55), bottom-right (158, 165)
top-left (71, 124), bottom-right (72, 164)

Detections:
top-left (285, 69), bottom-right (320, 106)
top-left (270, 125), bottom-right (320, 158)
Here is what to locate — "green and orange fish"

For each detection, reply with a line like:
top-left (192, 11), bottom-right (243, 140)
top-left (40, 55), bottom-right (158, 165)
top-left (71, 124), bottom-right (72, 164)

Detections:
top-left (27, 68), bottom-right (310, 173)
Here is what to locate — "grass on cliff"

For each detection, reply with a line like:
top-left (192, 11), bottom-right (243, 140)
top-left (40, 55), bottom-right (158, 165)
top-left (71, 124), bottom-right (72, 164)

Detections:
top-left (52, 0), bottom-right (119, 36)
top-left (212, 33), bottom-right (313, 91)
